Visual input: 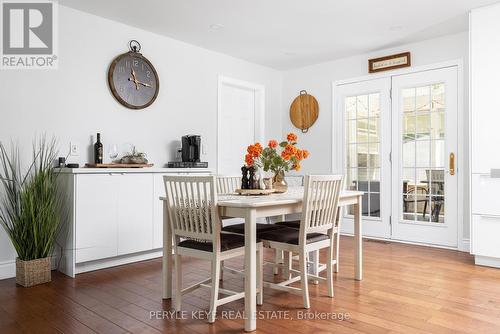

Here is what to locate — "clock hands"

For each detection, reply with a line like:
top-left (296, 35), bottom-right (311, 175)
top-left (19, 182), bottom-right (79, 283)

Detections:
top-left (128, 68), bottom-right (140, 90)
top-left (138, 81), bottom-right (151, 88)
top-left (128, 68), bottom-right (152, 90)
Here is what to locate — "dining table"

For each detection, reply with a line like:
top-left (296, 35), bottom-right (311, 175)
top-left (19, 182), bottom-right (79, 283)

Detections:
top-left (161, 187), bottom-right (364, 332)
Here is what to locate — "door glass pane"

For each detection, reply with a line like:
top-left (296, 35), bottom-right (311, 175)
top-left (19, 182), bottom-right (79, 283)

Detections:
top-left (357, 95), bottom-right (368, 118)
top-left (431, 83), bottom-right (445, 112)
top-left (403, 88), bottom-right (416, 113)
top-left (416, 86), bottom-right (430, 112)
top-left (401, 82), bottom-right (446, 224)
top-left (345, 93), bottom-right (382, 218)
top-left (345, 97), bottom-right (357, 119)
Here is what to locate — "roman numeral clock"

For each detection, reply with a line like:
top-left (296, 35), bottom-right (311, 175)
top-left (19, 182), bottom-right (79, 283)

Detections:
top-left (108, 40), bottom-right (160, 109)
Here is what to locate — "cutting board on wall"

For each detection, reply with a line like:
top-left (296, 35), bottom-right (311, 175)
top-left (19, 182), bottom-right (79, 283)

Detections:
top-left (289, 90), bottom-right (319, 133)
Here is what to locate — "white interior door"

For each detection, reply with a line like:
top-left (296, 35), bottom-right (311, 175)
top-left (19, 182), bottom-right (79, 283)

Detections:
top-left (218, 78), bottom-right (263, 175)
top-left (391, 67), bottom-right (458, 247)
top-left (336, 78), bottom-right (392, 238)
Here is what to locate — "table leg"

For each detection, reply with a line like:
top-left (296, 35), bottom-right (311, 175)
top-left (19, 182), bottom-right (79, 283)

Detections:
top-left (354, 196), bottom-right (362, 281)
top-left (162, 200), bottom-right (172, 299)
top-left (244, 208), bottom-right (257, 332)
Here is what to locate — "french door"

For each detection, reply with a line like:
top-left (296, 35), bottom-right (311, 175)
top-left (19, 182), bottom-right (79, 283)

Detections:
top-left (336, 78), bottom-right (392, 238)
top-left (336, 66), bottom-right (458, 247)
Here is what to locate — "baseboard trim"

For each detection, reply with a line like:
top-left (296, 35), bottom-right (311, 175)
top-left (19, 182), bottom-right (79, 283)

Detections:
top-left (75, 249), bottom-right (163, 274)
top-left (340, 233), bottom-right (470, 252)
top-left (0, 260), bottom-right (16, 280)
top-left (475, 255), bottom-right (500, 268)
top-left (0, 256), bottom-right (58, 280)
top-left (459, 238), bottom-right (470, 253)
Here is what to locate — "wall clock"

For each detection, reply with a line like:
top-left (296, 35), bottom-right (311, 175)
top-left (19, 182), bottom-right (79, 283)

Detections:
top-left (108, 40), bottom-right (159, 109)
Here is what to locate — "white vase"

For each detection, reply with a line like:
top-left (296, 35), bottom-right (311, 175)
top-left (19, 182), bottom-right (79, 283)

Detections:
top-left (258, 172), bottom-right (266, 190)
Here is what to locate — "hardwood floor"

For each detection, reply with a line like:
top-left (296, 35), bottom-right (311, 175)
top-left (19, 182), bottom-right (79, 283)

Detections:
top-left (1, 237), bottom-right (500, 334)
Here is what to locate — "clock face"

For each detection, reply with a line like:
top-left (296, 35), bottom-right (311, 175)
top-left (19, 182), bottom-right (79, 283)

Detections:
top-left (108, 52), bottom-right (159, 109)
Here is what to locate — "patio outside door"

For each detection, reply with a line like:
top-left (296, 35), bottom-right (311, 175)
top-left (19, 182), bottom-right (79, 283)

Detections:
top-left (336, 78), bottom-right (392, 239)
top-left (336, 66), bottom-right (458, 247)
top-left (391, 67), bottom-right (458, 247)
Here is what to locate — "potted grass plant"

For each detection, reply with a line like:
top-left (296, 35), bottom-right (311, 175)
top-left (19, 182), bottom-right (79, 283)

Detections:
top-left (0, 137), bottom-right (61, 287)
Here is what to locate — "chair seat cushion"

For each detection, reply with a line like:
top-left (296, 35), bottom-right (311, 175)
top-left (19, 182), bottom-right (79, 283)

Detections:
top-left (178, 233), bottom-right (251, 252)
top-left (275, 220), bottom-right (301, 229)
top-left (258, 227), bottom-right (329, 245)
top-left (222, 223), bottom-right (285, 235)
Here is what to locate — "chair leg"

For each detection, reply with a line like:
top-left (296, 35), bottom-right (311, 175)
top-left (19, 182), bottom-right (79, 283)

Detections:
top-left (174, 253), bottom-right (182, 312)
top-left (283, 251), bottom-right (292, 280)
top-left (327, 243), bottom-right (334, 298)
top-left (274, 249), bottom-right (283, 275)
top-left (220, 260), bottom-right (224, 281)
top-left (299, 251), bottom-right (310, 309)
top-left (334, 208), bottom-right (342, 273)
top-left (257, 244), bottom-right (264, 305)
top-left (208, 256), bottom-right (220, 323)
top-left (309, 250), bottom-right (319, 285)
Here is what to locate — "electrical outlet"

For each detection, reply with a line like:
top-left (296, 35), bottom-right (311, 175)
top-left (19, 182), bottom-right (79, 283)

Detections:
top-left (70, 142), bottom-right (79, 156)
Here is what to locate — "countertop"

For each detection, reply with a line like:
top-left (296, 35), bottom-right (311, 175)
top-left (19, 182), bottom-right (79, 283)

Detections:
top-left (57, 167), bottom-right (213, 174)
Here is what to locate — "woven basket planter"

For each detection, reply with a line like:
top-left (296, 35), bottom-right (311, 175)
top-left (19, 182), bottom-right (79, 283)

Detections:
top-left (16, 257), bottom-right (51, 287)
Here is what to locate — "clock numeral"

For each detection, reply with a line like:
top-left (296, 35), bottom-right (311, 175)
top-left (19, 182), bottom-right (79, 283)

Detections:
top-left (141, 63), bottom-right (145, 71)
top-left (133, 60), bottom-right (139, 67)
top-left (118, 66), bottom-right (125, 73)
top-left (125, 61), bottom-right (130, 68)
top-left (119, 86), bottom-right (124, 93)
top-left (146, 70), bottom-right (151, 78)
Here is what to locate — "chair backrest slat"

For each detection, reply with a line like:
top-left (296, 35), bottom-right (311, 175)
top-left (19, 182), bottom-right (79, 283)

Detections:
top-left (164, 175), bottom-right (218, 242)
top-left (299, 175), bottom-right (343, 241)
top-left (216, 176), bottom-right (240, 195)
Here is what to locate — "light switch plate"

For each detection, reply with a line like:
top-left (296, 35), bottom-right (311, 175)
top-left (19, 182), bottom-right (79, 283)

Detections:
top-left (70, 142), bottom-right (79, 156)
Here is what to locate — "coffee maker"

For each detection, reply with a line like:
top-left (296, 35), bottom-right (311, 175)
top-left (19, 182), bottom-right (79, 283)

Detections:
top-left (167, 135), bottom-right (208, 168)
top-left (181, 135), bottom-right (201, 162)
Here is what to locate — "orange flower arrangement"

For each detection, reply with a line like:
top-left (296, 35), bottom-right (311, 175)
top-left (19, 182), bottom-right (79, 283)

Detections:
top-left (244, 132), bottom-right (309, 174)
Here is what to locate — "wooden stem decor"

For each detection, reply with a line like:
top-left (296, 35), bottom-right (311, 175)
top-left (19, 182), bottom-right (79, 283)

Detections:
top-left (289, 90), bottom-right (319, 133)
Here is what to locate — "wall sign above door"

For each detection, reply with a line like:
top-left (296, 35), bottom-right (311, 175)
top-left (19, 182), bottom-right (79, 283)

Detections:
top-left (368, 52), bottom-right (411, 73)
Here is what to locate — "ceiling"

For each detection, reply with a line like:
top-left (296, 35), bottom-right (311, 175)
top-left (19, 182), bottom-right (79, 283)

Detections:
top-left (60, 0), bottom-right (499, 70)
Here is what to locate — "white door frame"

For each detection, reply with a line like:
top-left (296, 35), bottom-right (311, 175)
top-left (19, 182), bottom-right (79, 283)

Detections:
top-left (331, 59), bottom-right (466, 251)
top-left (217, 75), bottom-right (265, 174)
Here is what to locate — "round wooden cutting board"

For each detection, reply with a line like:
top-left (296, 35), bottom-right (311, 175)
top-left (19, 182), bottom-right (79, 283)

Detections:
top-left (290, 90), bottom-right (319, 133)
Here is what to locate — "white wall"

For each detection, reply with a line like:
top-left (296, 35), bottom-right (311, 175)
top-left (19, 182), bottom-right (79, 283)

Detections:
top-left (0, 5), bottom-right (283, 277)
top-left (281, 32), bottom-right (470, 243)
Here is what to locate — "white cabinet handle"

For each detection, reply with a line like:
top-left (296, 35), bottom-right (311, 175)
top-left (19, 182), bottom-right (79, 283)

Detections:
top-left (491, 169), bottom-right (500, 178)
top-left (480, 214), bottom-right (500, 220)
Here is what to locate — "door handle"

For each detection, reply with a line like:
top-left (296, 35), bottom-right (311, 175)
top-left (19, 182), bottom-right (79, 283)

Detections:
top-left (449, 152), bottom-right (455, 176)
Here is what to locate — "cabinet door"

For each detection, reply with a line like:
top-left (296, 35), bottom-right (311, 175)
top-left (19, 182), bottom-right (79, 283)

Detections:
top-left (75, 174), bottom-right (118, 263)
top-left (472, 214), bottom-right (500, 257)
top-left (471, 6), bottom-right (500, 173)
top-left (117, 174), bottom-right (154, 255)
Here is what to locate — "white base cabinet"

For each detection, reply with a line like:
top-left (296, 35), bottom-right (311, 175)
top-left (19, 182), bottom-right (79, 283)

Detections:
top-left (57, 168), bottom-right (211, 277)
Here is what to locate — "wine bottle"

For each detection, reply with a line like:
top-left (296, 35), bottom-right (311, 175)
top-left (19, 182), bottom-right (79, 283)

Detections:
top-left (94, 133), bottom-right (103, 164)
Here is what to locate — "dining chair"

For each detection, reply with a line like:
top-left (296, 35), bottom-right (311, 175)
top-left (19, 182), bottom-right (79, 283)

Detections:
top-left (216, 175), bottom-right (284, 280)
top-left (164, 175), bottom-right (264, 323)
top-left (425, 169), bottom-right (445, 222)
top-left (216, 175), bottom-right (284, 235)
top-left (258, 175), bottom-right (343, 308)
top-left (216, 175), bottom-right (240, 195)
